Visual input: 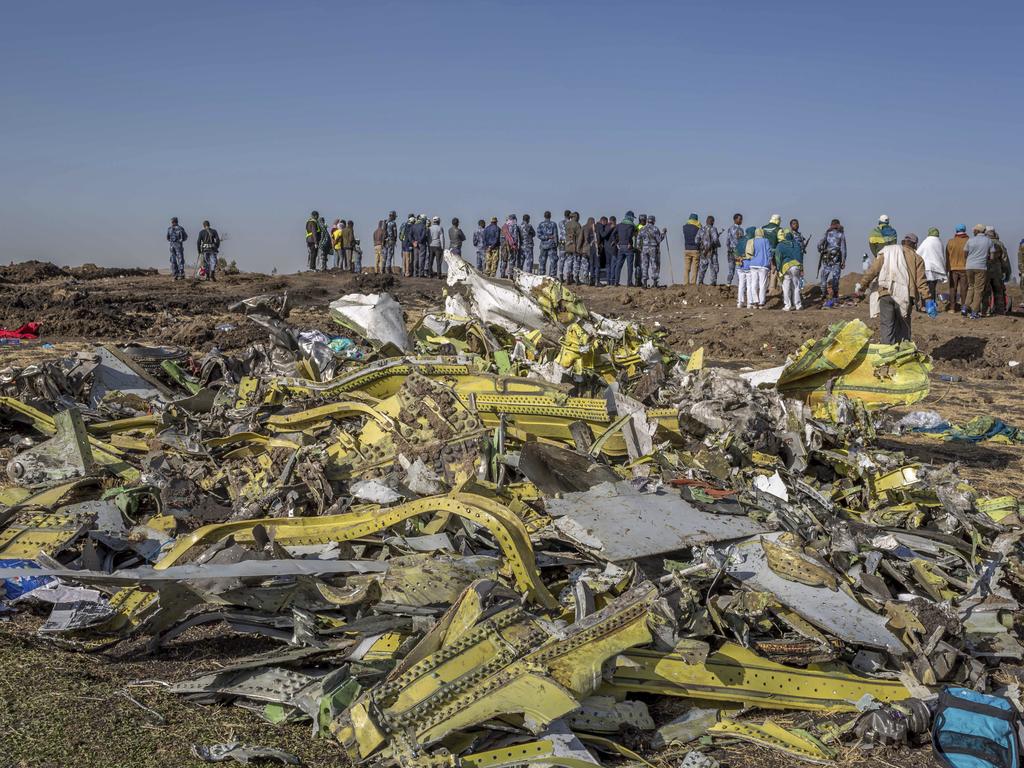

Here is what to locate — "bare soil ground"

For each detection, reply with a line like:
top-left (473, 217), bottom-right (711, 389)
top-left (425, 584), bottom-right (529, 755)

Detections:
top-left (4, 265), bottom-right (1018, 767)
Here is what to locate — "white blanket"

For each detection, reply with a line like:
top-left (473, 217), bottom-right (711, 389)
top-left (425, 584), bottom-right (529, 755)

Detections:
top-left (869, 244), bottom-right (910, 318)
top-left (917, 235), bottom-right (946, 282)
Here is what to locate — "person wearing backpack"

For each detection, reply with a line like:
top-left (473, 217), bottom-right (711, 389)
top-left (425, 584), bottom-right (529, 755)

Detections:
top-left (816, 219), bottom-right (847, 308)
top-left (166, 217), bottom-right (188, 280)
top-left (197, 220), bottom-right (221, 281)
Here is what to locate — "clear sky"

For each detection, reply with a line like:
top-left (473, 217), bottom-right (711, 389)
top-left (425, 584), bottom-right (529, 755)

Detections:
top-left (1, 0), bottom-right (1022, 279)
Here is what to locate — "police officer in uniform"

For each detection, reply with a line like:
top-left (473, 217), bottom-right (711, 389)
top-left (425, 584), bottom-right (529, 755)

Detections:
top-left (166, 217), bottom-right (188, 280)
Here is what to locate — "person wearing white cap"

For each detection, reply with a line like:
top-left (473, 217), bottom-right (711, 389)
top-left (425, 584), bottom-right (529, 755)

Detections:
top-left (868, 215), bottom-right (897, 257)
top-left (762, 214), bottom-right (783, 296)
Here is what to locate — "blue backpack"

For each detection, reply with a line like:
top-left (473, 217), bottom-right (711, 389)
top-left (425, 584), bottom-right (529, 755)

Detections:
top-left (932, 687), bottom-right (1020, 768)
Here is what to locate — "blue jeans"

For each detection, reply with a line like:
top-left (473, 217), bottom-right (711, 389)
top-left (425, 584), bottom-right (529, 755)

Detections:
top-left (610, 248), bottom-right (631, 286)
top-left (169, 245), bottom-right (184, 277)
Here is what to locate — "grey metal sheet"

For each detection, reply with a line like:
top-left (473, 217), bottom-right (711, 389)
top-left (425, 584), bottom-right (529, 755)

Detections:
top-left (724, 532), bottom-right (906, 655)
top-left (546, 481), bottom-right (767, 561)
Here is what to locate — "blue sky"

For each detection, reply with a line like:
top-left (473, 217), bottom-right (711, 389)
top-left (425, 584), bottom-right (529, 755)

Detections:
top-left (1, 0), bottom-right (1021, 278)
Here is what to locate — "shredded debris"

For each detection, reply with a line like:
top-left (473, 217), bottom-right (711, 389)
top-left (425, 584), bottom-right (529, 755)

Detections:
top-left (1, 252), bottom-right (1021, 766)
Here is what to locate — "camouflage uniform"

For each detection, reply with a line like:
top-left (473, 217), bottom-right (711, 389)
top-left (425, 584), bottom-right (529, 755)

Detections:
top-left (536, 220), bottom-right (558, 276)
top-left (696, 225), bottom-right (721, 284)
top-left (556, 218), bottom-right (567, 279)
top-left (473, 227), bottom-right (486, 270)
top-left (638, 223), bottom-right (664, 288)
top-left (725, 223), bottom-right (743, 285)
top-left (382, 219), bottom-right (398, 273)
top-left (498, 218), bottom-right (521, 278)
top-left (519, 220), bottom-right (536, 273)
top-left (816, 228), bottom-right (847, 302)
top-left (166, 224), bottom-right (188, 279)
top-left (1019, 240), bottom-right (1024, 289)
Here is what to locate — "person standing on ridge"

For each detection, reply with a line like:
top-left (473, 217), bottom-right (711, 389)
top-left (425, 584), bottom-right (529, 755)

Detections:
top-left (916, 227), bottom-right (946, 305)
top-left (197, 220), bottom-right (221, 281)
top-left (519, 214), bottom-right (536, 274)
top-left (816, 219), bottom-right (847, 308)
top-left (428, 216), bottom-right (445, 278)
top-left (612, 212), bottom-right (636, 287)
top-left (696, 215), bottom-right (721, 285)
top-left (944, 224), bottom-right (969, 312)
top-left (472, 219), bottom-right (487, 270)
top-left (858, 233), bottom-right (934, 343)
top-left (536, 212), bottom-right (558, 276)
top-left (868, 214), bottom-right (898, 257)
top-left (483, 216), bottom-right (501, 276)
top-left (962, 224), bottom-right (992, 319)
top-left (166, 217), bottom-right (188, 280)
top-left (382, 212), bottom-right (398, 275)
top-left (305, 211), bottom-right (323, 271)
top-left (725, 213), bottom-right (744, 288)
top-left (682, 213), bottom-right (700, 285)
top-left (449, 217), bottom-right (466, 259)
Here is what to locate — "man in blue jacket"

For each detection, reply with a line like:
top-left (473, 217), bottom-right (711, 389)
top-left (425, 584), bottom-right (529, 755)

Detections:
top-left (483, 217), bottom-right (501, 276)
top-left (612, 212), bottom-right (636, 286)
top-left (682, 214), bottom-right (700, 285)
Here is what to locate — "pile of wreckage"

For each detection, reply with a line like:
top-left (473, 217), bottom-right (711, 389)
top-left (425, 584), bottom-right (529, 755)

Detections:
top-left (0, 252), bottom-right (1020, 768)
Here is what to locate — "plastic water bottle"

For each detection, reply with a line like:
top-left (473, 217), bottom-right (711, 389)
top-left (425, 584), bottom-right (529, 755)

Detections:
top-left (862, 253), bottom-right (871, 272)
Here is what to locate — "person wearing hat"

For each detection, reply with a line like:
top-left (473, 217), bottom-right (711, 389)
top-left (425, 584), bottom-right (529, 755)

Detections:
top-left (744, 227), bottom-right (772, 308)
top-left (868, 215), bottom-right (898, 257)
top-left (305, 211), bottom-right (323, 271)
top-left (761, 215), bottom-right (783, 296)
top-left (916, 227), bottom-right (946, 305)
top-left (944, 224), bottom-right (970, 312)
top-left (382, 212), bottom-right (398, 275)
top-left (762, 214), bottom-right (782, 247)
top-left (483, 216), bottom-right (501, 276)
top-left (858, 233), bottom-right (933, 344)
top-left (428, 216), bottom-right (446, 278)
top-left (774, 229), bottom-right (804, 311)
top-left (983, 227), bottom-right (1010, 316)
top-left (536, 211), bottom-right (558, 276)
top-left (962, 225), bottom-right (992, 319)
top-left (681, 213), bottom-right (700, 285)
top-left (166, 217), bottom-right (188, 280)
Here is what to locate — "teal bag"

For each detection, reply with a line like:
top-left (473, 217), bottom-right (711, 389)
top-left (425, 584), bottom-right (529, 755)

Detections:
top-left (932, 687), bottom-right (1020, 768)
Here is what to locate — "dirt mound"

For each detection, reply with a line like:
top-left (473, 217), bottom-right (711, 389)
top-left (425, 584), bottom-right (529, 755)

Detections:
top-left (0, 261), bottom-right (68, 283)
top-left (66, 264), bottom-right (159, 280)
top-left (352, 271), bottom-right (398, 293)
